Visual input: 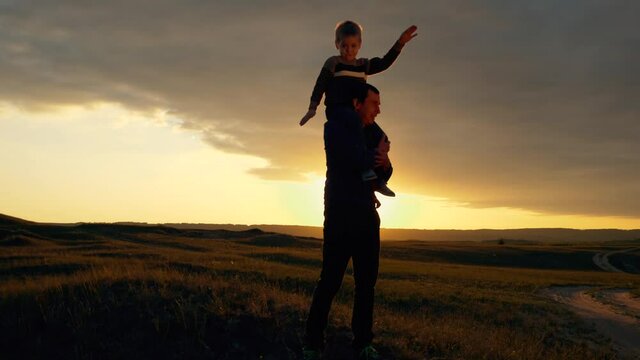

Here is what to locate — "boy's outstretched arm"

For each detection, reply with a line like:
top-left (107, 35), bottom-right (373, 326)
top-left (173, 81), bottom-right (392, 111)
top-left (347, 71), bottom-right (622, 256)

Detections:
top-left (367, 25), bottom-right (418, 75)
top-left (399, 25), bottom-right (418, 45)
top-left (300, 59), bottom-right (334, 126)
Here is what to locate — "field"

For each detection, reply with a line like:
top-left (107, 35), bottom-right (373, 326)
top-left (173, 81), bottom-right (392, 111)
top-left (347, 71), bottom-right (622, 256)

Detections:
top-left (1, 214), bottom-right (639, 359)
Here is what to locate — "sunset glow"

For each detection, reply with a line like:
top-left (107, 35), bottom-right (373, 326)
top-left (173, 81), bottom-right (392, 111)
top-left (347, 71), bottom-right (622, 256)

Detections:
top-left (1, 2), bottom-right (638, 230)
top-left (1, 102), bottom-right (637, 229)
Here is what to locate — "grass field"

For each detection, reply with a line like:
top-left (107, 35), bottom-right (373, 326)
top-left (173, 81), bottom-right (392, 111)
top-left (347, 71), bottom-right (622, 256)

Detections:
top-left (1, 215), bottom-right (638, 359)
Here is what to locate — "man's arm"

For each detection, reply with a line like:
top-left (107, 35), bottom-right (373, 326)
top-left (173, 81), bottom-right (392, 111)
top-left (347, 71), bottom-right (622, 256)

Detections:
top-left (374, 130), bottom-right (393, 182)
top-left (365, 122), bottom-right (393, 181)
top-left (378, 158), bottom-right (393, 183)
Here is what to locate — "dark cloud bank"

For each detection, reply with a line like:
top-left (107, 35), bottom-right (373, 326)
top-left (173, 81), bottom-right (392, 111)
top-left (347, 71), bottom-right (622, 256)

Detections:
top-left (1, 0), bottom-right (639, 218)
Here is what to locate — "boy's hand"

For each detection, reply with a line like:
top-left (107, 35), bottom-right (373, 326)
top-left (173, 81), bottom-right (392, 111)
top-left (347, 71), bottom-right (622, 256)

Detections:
top-left (299, 109), bottom-right (316, 126)
top-left (398, 25), bottom-right (418, 45)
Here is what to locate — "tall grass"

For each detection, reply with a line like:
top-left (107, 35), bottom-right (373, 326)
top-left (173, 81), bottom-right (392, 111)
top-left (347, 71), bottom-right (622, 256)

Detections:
top-left (1, 231), bottom-right (636, 359)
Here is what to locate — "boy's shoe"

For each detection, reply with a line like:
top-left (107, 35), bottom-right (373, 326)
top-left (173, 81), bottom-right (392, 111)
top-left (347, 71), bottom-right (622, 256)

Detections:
top-left (302, 346), bottom-right (322, 360)
top-left (356, 344), bottom-right (381, 360)
top-left (362, 169), bottom-right (378, 181)
top-left (375, 183), bottom-right (396, 197)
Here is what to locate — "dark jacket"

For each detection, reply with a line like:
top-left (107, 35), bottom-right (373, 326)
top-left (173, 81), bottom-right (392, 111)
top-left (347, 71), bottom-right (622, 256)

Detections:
top-left (323, 107), bottom-right (392, 216)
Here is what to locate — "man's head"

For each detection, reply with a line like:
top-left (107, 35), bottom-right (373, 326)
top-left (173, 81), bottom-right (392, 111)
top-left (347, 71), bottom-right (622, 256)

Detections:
top-left (354, 84), bottom-right (380, 126)
top-left (335, 21), bottom-right (362, 62)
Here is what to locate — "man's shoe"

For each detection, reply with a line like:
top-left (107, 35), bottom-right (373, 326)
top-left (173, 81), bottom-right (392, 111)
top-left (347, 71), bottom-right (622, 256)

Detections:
top-left (302, 346), bottom-right (322, 360)
top-left (375, 183), bottom-right (396, 197)
top-left (357, 344), bottom-right (381, 360)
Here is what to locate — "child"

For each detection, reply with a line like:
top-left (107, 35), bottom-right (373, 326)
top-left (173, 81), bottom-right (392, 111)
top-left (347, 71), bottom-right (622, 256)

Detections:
top-left (299, 20), bottom-right (417, 197)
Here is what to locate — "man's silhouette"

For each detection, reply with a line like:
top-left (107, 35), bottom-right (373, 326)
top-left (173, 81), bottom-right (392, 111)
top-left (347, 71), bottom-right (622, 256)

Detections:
top-left (304, 84), bottom-right (391, 360)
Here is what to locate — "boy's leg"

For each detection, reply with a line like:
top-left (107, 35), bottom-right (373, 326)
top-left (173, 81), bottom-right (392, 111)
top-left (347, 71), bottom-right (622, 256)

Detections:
top-left (373, 167), bottom-right (395, 197)
top-left (350, 210), bottom-right (381, 350)
top-left (304, 220), bottom-right (352, 350)
top-left (362, 169), bottom-right (378, 181)
top-left (374, 182), bottom-right (396, 197)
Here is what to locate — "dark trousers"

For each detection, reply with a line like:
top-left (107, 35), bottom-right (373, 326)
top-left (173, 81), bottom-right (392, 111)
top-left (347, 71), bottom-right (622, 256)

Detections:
top-left (304, 208), bottom-right (380, 350)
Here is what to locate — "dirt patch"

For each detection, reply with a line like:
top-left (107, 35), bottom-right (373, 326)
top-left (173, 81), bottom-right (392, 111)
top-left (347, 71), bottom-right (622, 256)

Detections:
top-left (597, 289), bottom-right (640, 320)
top-left (542, 286), bottom-right (640, 359)
top-left (611, 292), bottom-right (640, 315)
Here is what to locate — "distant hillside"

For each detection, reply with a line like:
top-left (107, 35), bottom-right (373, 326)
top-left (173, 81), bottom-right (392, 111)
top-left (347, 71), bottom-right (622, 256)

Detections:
top-left (2, 214), bottom-right (638, 243)
top-left (0, 213), bottom-right (35, 226)
top-left (164, 223), bottom-right (640, 243)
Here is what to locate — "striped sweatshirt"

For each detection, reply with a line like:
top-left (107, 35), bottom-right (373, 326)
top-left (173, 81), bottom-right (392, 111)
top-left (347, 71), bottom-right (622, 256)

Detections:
top-left (308, 41), bottom-right (405, 111)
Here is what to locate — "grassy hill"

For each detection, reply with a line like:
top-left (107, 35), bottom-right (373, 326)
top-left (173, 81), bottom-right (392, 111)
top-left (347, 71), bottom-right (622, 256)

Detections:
top-left (1, 214), bottom-right (638, 359)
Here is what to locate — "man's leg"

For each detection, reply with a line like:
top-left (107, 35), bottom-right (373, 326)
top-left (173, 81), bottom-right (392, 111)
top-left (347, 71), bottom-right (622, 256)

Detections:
top-left (351, 209), bottom-right (381, 350)
top-left (304, 222), bottom-right (352, 350)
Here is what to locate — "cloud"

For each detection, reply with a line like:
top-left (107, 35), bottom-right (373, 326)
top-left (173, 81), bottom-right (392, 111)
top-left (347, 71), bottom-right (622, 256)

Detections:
top-left (1, 0), bottom-right (639, 217)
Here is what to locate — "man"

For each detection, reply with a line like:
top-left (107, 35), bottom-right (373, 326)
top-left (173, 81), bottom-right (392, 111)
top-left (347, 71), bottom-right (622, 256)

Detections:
top-left (303, 84), bottom-right (391, 360)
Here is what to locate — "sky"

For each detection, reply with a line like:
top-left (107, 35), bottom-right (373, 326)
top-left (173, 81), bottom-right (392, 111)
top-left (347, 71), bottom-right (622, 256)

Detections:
top-left (1, 0), bottom-right (639, 229)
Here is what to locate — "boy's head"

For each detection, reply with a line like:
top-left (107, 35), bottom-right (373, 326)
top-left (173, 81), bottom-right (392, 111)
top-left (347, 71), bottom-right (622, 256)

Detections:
top-left (354, 84), bottom-right (381, 126)
top-left (335, 20), bottom-right (362, 62)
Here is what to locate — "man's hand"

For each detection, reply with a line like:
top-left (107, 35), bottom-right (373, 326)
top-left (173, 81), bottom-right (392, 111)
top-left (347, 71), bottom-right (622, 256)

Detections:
top-left (398, 25), bottom-right (418, 45)
top-left (299, 109), bottom-right (316, 126)
top-left (373, 193), bottom-right (381, 209)
top-left (378, 135), bottom-right (390, 153)
top-left (375, 136), bottom-right (391, 169)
